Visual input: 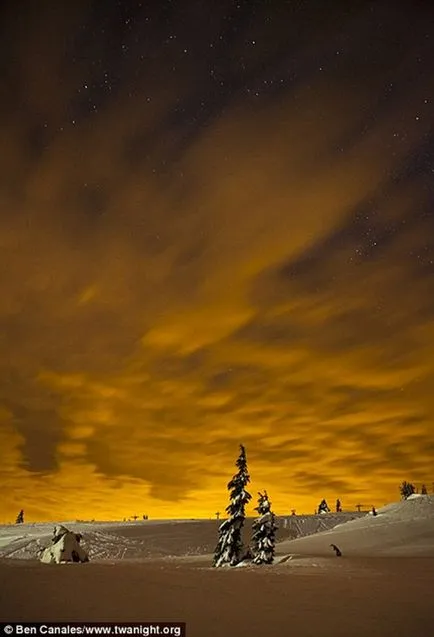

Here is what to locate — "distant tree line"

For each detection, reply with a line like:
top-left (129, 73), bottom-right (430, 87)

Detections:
top-left (399, 481), bottom-right (429, 499)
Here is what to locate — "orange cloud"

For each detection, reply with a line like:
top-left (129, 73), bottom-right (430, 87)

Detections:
top-left (1, 1), bottom-right (433, 522)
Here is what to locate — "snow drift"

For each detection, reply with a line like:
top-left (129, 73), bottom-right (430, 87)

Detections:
top-left (276, 495), bottom-right (434, 557)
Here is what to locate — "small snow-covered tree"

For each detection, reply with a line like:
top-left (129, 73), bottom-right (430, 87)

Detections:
top-left (421, 484), bottom-right (428, 495)
top-left (15, 509), bottom-right (24, 524)
top-left (251, 491), bottom-right (277, 565)
top-left (399, 481), bottom-right (416, 499)
top-left (213, 444), bottom-right (251, 567)
top-left (318, 498), bottom-right (330, 514)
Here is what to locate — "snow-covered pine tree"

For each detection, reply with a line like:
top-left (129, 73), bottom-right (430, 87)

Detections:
top-left (399, 481), bottom-right (416, 499)
top-left (213, 444), bottom-right (252, 567)
top-left (15, 509), bottom-right (24, 524)
top-left (251, 490), bottom-right (277, 565)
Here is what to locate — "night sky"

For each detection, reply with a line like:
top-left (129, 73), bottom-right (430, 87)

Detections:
top-left (1, 0), bottom-right (434, 521)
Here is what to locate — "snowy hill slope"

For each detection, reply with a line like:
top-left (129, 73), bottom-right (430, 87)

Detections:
top-left (1, 497), bottom-right (433, 562)
top-left (276, 495), bottom-right (434, 557)
top-left (278, 511), bottom-right (365, 537)
top-left (0, 519), bottom-right (204, 561)
top-left (0, 517), bottom-right (298, 562)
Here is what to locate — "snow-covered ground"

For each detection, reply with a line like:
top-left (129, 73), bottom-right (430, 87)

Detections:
top-left (276, 494), bottom-right (434, 557)
top-left (278, 510), bottom-right (365, 537)
top-left (0, 519), bottom-right (205, 561)
top-left (1, 495), bottom-right (433, 561)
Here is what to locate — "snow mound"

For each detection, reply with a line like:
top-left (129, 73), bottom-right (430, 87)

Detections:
top-left (376, 494), bottom-right (434, 519)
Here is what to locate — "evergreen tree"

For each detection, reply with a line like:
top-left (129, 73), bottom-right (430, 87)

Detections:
top-left (251, 491), bottom-right (277, 565)
top-left (421, 484), bottom-right (428, 495)
top-left (318, 498), bottom-right (330, 514)
top-left (213, 444), bottom-right (251, 567)
top-left (15, 509), bottom-right (24, 524)
top-left (399, 481), bottom-right (416, 499)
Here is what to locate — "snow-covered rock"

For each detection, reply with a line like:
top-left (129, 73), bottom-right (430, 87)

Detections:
top-left (39, 525), bottom-right (89, 564)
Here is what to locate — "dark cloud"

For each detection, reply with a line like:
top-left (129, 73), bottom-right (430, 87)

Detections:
top-left (0, 380), bottom-right (64, 474)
